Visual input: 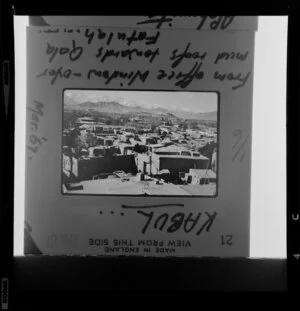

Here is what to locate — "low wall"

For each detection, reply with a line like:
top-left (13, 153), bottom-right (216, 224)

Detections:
top-left (159, 157), bottom-right (209, 173)
top-left (76, 155), bottom-right (138, 181)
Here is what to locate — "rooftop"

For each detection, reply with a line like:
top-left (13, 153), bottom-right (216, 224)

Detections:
top-left (179, 184), bottom-right (216, 196)
top-left (78, 117), bottom-right (95, 121)
top-left (63, 176), bottom-right (192, 195)
top-left (154, 145), bottom-right (188, 153)
top-left (154, 154), bottom-right (209, 160)
top-left (189, 169), bottom-right (216, 178)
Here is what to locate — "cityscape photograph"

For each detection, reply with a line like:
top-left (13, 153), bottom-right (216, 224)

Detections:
top-left (62, 90), bottom-right (218, 196)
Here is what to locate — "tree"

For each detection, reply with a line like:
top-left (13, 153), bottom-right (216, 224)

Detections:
top-left (190, 121), bottom-right (199, 129)
top-left (198, 142), bottom-right (217, 168)
top-left (133, 143), bottom-right (146, 153)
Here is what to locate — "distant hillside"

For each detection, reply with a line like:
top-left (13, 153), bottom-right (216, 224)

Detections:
top-left (65, 97), bottom-right (217, 121)
top-left (78, 101), bottom-right (129, 114)
top-left (68, 100), bottom-right (172, 116)
top-left (64, 95), bottom-right (79, 106)
top-left (171, 110), bottom-right (217, 121)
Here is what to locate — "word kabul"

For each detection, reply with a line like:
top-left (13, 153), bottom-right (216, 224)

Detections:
top-left (137, 211), bottom-right (217, 235)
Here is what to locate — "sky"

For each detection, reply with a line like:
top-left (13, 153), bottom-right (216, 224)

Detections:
top-left (64, 89), bottom-right (218, 113)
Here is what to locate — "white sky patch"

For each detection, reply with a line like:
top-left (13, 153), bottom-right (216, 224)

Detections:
top-left (181, 107), bottom-right (192, 111)
top-left (64, 90), bottom-right (217, 113)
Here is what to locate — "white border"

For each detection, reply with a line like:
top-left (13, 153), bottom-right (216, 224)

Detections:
top-left (14, 16), bottom-right (287, 257)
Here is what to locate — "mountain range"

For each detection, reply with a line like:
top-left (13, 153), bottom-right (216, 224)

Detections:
top-left (64, 96), bottom-right (217, 121)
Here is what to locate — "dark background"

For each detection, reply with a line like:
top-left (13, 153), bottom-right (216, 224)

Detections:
top-left (1, 2), bottom-right (298, 309)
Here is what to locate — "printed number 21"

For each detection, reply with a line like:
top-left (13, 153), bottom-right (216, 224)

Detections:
top-left (221, 235), bottom-right (233, 246)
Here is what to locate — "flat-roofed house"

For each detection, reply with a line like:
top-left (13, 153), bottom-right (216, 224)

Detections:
top-left (147, 145), bottom-right (210, 179)
top-left (186, 169), bottom-right (216, 185)
top-left (76, 117), bottom-right (96, 126)
top-left (71, 154), bottom-right (138, 181)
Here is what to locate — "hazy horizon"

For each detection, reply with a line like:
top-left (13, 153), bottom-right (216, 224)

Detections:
top-left (64, 90), bottom-right (218, 113)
